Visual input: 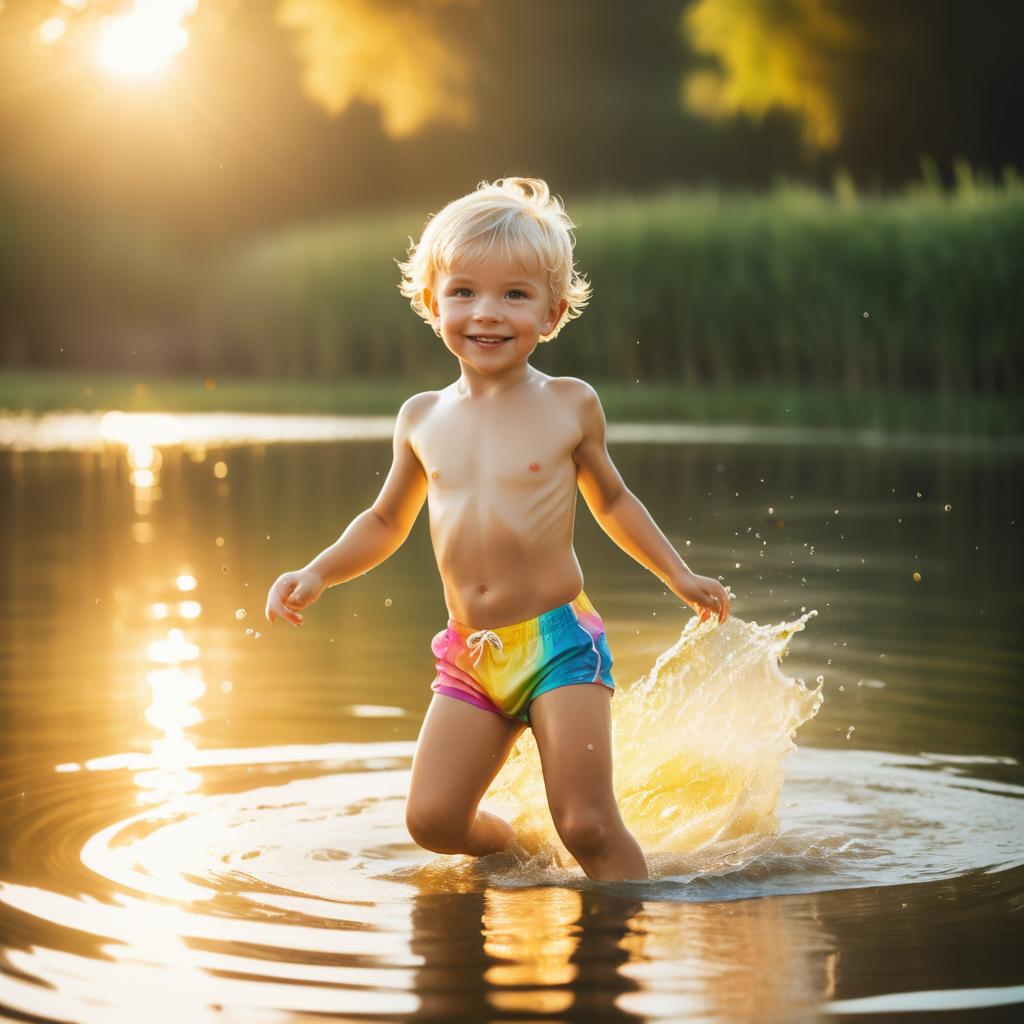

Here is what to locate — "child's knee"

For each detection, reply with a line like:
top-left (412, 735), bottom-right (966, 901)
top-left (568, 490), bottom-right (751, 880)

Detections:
top-left (554, 806), bottom-right (614, 858)
top-left (405, 800), bottom-right (472, 854)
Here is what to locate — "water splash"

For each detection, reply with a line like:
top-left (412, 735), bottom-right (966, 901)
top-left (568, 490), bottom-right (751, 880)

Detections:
top-left (483, 611), bottom-right (823, 876)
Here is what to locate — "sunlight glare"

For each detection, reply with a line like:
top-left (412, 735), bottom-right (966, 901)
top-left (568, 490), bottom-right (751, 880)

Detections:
top-left (38, 17), bottom-right (67, 45)
top-left (96, 0), bottom-right (197, 80)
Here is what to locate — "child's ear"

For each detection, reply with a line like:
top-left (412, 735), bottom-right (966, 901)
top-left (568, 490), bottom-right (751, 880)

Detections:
top-left (422, 287), bottom-right (441, 332)
top-left (543, 297), bottom-right (570, 334)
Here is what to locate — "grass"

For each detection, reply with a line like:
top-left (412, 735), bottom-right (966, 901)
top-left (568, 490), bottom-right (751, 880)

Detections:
top-left (2, 166), bottom-right (1021, 432)
top-left (1, 369), bottom-right (1017, 436)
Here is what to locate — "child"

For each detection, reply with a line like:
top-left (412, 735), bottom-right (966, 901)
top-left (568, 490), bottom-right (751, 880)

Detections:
top-left (265, 177), bottom-right (731, 882)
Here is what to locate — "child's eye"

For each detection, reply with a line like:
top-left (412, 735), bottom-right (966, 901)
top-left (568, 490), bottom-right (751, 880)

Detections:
top-left (452, 287), bottom-right (472, 297)
top-left (507, 290), bottom-right (527, 299)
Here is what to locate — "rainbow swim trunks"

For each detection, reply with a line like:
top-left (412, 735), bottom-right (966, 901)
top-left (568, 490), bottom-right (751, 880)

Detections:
top-left (430, 589), bottom-right (615, 725)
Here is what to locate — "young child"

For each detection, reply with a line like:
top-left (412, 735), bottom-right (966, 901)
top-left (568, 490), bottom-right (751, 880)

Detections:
top-left (265, 177), bottom-right (731, 882)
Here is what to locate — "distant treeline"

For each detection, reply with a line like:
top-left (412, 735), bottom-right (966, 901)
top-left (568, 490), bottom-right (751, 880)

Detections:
top-left (3, 168), bottom-right (1021, 395)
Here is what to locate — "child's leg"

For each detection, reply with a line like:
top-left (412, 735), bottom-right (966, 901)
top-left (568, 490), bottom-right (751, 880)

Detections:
top-left (406, 693), bottom-right (527, 857)
top-left (529, 685), bottom-right (649, 882)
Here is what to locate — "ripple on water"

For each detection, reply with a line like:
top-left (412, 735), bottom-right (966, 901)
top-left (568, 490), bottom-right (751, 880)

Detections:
top-left (1, 611), bottom-right (1022, 1021)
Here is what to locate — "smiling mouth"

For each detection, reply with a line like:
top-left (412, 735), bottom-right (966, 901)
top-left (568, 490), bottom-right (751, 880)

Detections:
top-left (468, 336), bottom-right (512, 347)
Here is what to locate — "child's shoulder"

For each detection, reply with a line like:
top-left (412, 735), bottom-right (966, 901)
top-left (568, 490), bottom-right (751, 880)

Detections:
top-left (394, 389), bottom-right (441, 435)
top-left (543, 374), bottom-right (602, 409)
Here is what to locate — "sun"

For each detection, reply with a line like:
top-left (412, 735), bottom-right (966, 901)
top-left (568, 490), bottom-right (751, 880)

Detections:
top-left (96, 0), bottom-right (196, 80)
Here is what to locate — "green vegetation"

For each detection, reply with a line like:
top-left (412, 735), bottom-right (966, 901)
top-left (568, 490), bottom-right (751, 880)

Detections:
top-left (2, 167), bottom-right (1021, 416)
top-left (1, 370), bottom-right (1017, 436)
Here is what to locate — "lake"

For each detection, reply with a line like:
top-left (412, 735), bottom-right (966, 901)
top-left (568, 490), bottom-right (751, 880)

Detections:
top-left (1, 411), bottom-right (1022, 1022)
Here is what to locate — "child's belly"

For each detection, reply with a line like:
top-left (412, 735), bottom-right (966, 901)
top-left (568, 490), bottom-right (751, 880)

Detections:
top-left (427, 487), bottom-right (583, 629)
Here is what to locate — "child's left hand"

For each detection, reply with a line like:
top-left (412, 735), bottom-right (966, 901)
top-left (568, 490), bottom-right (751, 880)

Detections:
top-left (673, 571), bottom-right (731, 625)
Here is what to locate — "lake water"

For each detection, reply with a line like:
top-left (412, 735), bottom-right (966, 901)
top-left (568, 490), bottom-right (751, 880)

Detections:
top-left (1, 412), bottom-right (1022, 1023)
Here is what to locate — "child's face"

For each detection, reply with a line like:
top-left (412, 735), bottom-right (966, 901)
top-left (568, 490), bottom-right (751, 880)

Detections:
top-left (424, 249), bottom-right (568, 373)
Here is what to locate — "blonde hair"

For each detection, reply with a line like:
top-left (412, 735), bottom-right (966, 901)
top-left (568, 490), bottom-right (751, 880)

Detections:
top-left (396, 176), bottom-right (591, 342)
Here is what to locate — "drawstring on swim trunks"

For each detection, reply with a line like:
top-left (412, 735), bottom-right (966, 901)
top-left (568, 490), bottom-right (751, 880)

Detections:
top-left (466, 629), bottom-right (503, 667)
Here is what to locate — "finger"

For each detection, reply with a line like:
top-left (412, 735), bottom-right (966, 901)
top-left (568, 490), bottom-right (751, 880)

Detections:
top-left (271, 598), bottom-right (302, 626)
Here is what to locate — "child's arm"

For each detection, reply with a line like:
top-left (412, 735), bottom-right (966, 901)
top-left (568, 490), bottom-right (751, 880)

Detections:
top-left (265, 394), bottom-right (431, 626)
top-left (570, 381), bottom-right (731, 625)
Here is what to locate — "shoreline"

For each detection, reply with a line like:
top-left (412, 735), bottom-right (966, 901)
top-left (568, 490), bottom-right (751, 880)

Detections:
top-left (0, 370), bottom-right (1017, 438)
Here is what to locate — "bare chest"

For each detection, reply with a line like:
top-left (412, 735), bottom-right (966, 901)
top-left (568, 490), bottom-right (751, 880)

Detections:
top-left (413, 403), bottom-right (580, 496)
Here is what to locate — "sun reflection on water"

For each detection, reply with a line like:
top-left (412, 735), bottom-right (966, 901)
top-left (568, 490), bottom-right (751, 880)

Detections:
top-left (139, 619), bottom-right (206, 801)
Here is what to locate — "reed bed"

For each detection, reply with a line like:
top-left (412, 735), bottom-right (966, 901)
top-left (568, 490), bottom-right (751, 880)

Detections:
top-left (3, 168), bottom-right (1021, 399)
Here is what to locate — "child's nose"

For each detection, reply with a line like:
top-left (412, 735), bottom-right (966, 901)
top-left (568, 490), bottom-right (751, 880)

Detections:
top-left (472, 296), bottom-right (501, 319)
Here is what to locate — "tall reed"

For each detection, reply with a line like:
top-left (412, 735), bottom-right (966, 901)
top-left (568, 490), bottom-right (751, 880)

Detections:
top-left (2, 168), bottom-right (1020, 396)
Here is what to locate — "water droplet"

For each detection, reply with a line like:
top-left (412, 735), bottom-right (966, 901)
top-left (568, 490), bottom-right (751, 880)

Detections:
top-left (915, 491), bottom-right (922, 498)
top-left (221, 565), bottom-right (228, 574)
top-left (862, 311), bottom-right (869, 319)
top-left (253, 630), bottom-right (262, 639)
top-left (213, 460), bottom-right (228, 479)
top-left (944, 504), bottom-right (952, 512)
top-left (235, 608), bottom-right (247, 620)
top-left (816, 674), bottom-right (825, 684)
top-left (215, 536), bottom-right (225, 547)
top-left (845, 725), bottom-right (855, 739)
top-left (912, 571), bottom-right (922, 582)
top-left (431, 468), bottom-right (440, 480)
top-left (385, 598), bottom-right (393, 607)
top-left (587, 743), bottom-right (594, 751)
top-left (244, 627), bottom-right (254, 637)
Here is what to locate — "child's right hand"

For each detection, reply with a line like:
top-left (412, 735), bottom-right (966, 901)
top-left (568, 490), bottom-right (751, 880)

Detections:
top-left (265, 568), bottom-right (325, 626)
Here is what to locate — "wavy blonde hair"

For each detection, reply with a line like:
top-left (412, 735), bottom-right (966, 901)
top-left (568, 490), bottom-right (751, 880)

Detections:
top-left (396, 177), bottom-right (591, 342)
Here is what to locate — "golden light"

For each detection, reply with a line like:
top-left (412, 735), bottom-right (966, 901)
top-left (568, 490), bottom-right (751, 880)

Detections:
top-left (38, 17), bottom-right (67, 46)
top-left (147, 628), bottom-right (199, 665)
top-left (96, 0), bottom-right (197, 80)
top-left (100, 412), bottom-right (184, 447)
top-left (128, 443), bottom-right (156, 470)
